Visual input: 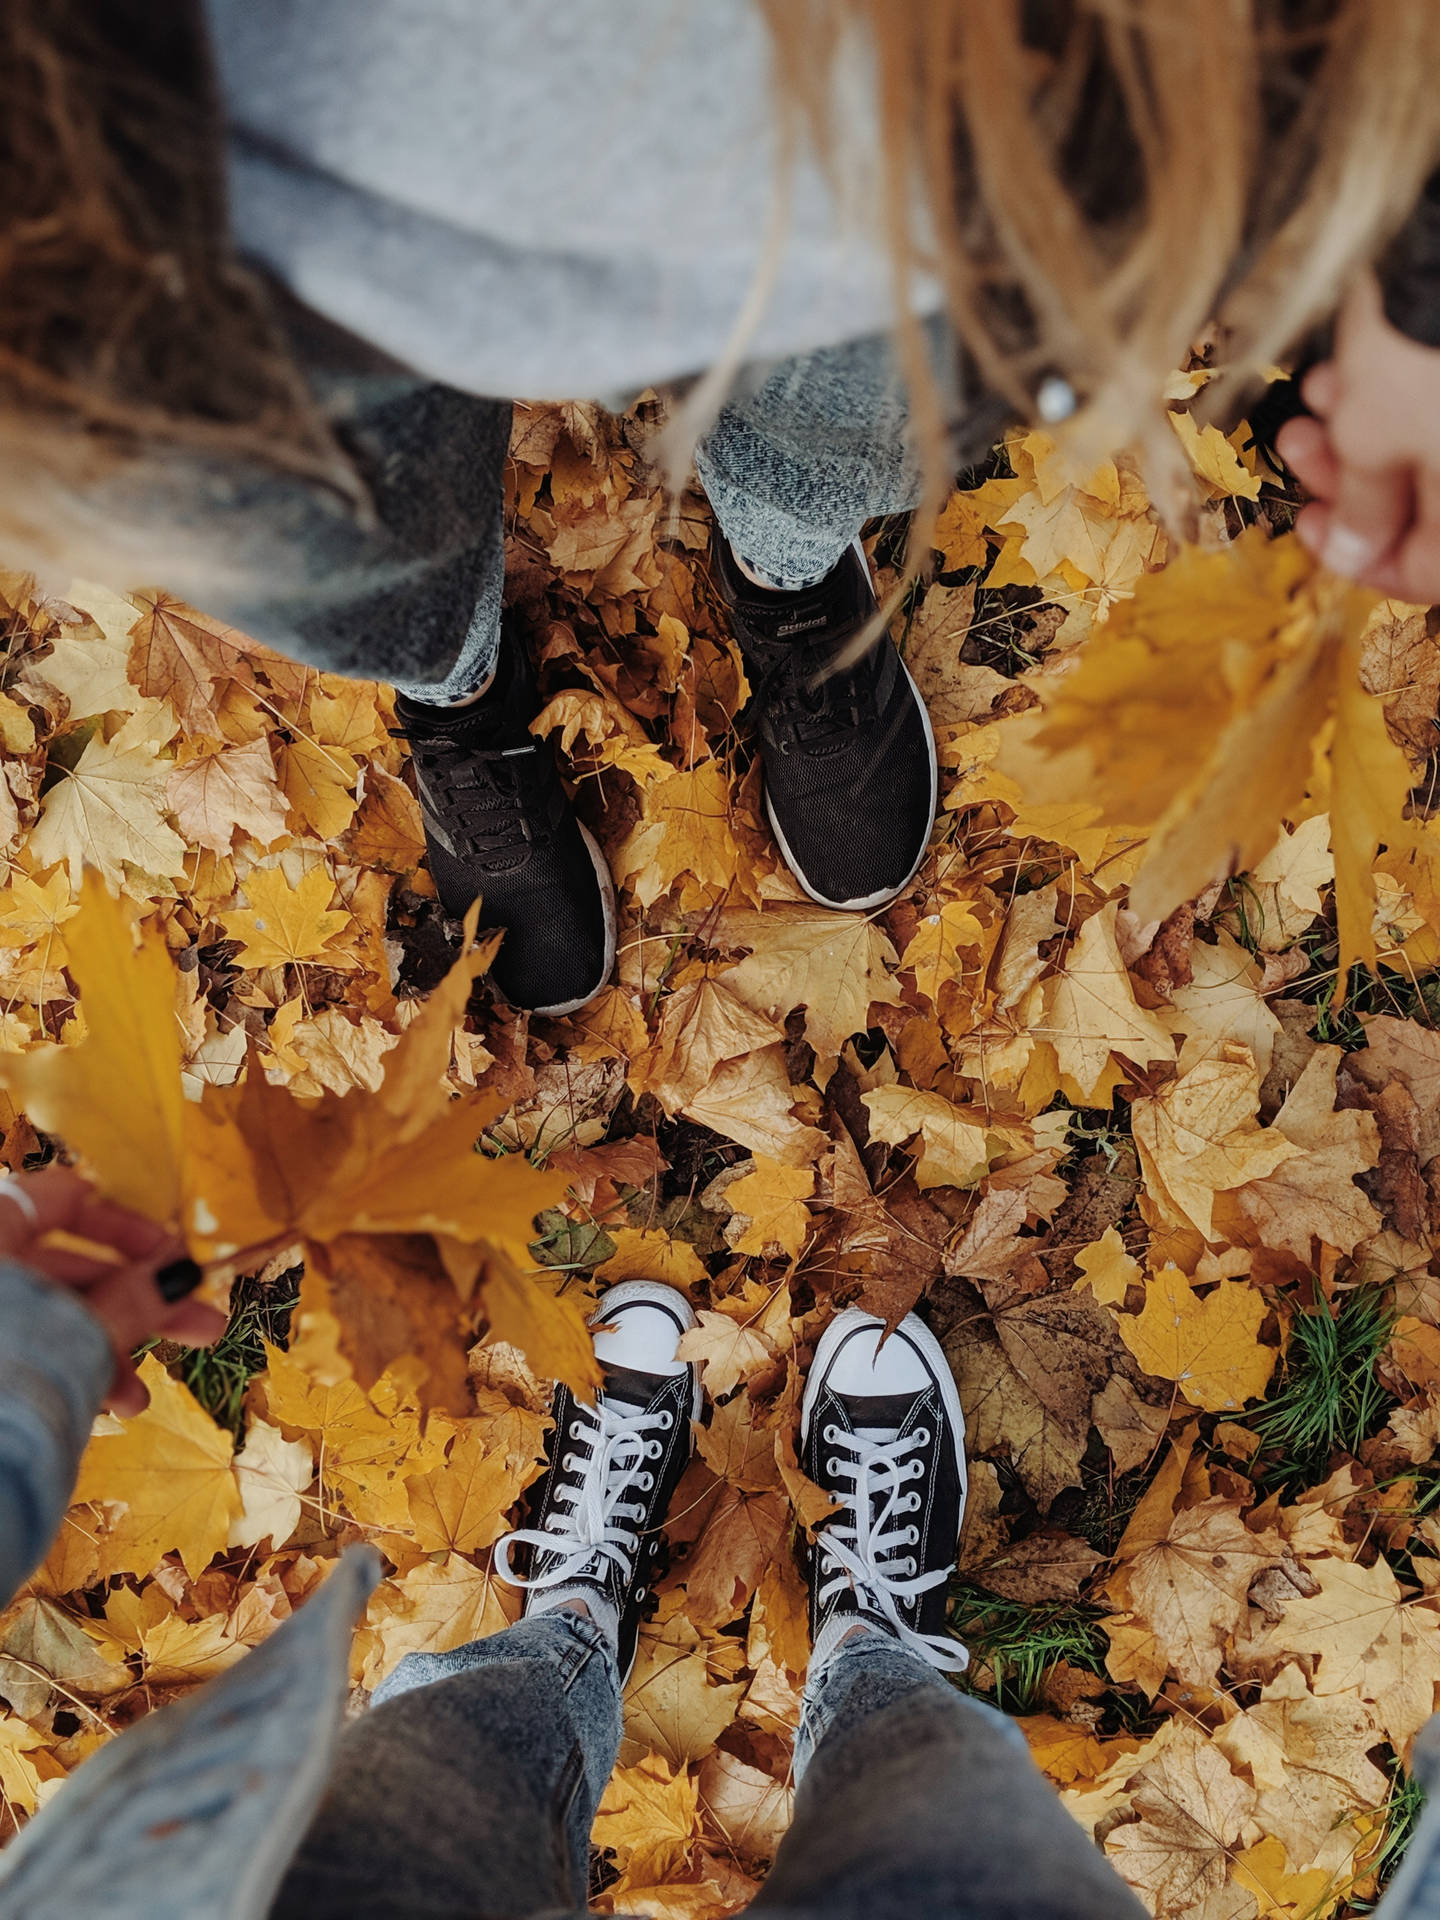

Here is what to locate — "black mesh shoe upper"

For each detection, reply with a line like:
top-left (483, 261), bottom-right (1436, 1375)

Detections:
top-left (713, 537), bottom-right (937, 910)
top-left (394, 628), bottom-right (615, 1015)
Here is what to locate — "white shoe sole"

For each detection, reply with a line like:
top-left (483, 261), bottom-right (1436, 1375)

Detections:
top-left (801, 1306), bottom-right (969, 1525)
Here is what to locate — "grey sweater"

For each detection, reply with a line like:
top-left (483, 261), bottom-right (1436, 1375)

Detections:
top-left (204, 0), bottom-right (935, 404)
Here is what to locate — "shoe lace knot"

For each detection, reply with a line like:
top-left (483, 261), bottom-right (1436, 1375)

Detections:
top-left (764, 642), bottom-right (870, 755)
top-left (494, 1398), bottom-right (669, 1593)
top-left (818, 1425), bottom-right (967, 1673)
top-left (395, 719), bottom-right (551, 862)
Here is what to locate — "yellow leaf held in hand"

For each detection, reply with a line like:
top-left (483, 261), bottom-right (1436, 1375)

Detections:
top-left (75, 1356), bottom-right (241, 1581)
top-left (1000, 531), bottom-right (1400, 975)
top-left (1118, 1265), bottom-right (1275, 1413)
top-left (220, 865), bottom-right (354, 969)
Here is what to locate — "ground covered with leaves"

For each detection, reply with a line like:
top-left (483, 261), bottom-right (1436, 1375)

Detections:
top-left (3, 380), bottom-right (1440, 1918)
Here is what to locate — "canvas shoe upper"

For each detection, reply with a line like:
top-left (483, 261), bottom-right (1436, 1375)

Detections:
top-left (393, 623), bottom-right (616, 1016)
top-left (493, 1281), bottom-right (700, 1680)
top-left (713, 536), bottom-right (937, 911)
top-left (800, 1306), bottom-right (969, 1672)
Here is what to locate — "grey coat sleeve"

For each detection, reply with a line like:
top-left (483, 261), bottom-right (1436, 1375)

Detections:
top-left (0, 1262), bottom-right (114, 1608)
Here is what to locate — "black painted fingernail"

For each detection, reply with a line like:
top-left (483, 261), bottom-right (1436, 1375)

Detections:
top-left (156, 1257), bottom-right (203, 1303)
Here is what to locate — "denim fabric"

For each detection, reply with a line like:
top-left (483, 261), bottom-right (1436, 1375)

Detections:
top-left (262, 1613), bottom-right (1152, 1920)
top-left (0, 1261), bottom-right (113, 1609)
top-left (268, 1611), bottom-right (621, 1920)
top-left (764, 1626), bottom-right (1147, 1920)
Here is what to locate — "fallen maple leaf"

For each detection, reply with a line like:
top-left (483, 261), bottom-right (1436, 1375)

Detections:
top-left (1, 873), bottom-right (185, 1219)
top-left (74, 1356), bottom-right (241, 1581)
top-left (28, 702), bottom-right (187, 891)
top-left (227, 1416), bottom-right (313, 1552)
top-left (166, 738), bottom-right (290, 855)
top-left (220, 864), bottom-right (354, 968)
top-left (722, 1157), bottom-right (813, 1260)
top-left (1118, 1264), bottom-right (1275, 1413)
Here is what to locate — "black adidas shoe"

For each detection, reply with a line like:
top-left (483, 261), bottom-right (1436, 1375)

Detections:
top-left (493, 1281), bottom-right (700, 1680)
top-left (800, 1307), bottom-right (969, 1672)
top-left (393, 626), bottom-right (616, 1015)
top-left (713, 537), bottom-right (937, 910)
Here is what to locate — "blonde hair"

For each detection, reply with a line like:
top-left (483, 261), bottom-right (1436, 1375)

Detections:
top-left (756, 0), bottom-right (1440, 534)
top-left (4, 0), bottom-right (1440, 580)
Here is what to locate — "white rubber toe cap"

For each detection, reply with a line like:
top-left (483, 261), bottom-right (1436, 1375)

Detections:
top-left (590, 1281), bottom-right (695, 1377)
top-left (817, 1312), bottom-right (934, 1396)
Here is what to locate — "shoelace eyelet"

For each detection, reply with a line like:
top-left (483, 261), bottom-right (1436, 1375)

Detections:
top-left (913, 1427), bottom-right (931, 1447)
top-left (656, 1410), bottom-right (674, 1430)
top-left (636, 1470), bottom-right (654, 1491)
top-left (823, 1424), bottom-right (840, 1445)
top-left (645, 1439), bottom-right (663, 1460)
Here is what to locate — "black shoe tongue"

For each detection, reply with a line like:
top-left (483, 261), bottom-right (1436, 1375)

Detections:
top-left (600, 1363), bottom-right (671, 1410)
top-left (835, 1391), bottom-right (917, 1434)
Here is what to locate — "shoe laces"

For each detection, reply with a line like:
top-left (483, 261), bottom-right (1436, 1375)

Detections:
top-left (761, 640), bottom-right (872, 754)
top-left (816, 1424), bottom-right (967, 1672)
top-left (494, 1398), bottom-right (672, 1595)
top-left (393, 719), bottom-right (551, 864)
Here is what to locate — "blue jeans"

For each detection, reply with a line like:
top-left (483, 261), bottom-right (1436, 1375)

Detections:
top-left (268, 1614), bottom-right (1147, 1920)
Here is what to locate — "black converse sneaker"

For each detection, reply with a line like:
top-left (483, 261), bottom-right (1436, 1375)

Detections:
top-left (393, 625), bottom-right (616, 1016)
top-left (713, 536), bottom-right (938, 910)
top-left (800, 1307), bottom-right (969, 1672)
top-left (493, 1281), bottom-right (700, 1679)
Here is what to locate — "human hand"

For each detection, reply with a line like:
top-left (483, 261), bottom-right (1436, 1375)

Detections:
top-left (1276, 272), bottom-right (1440, 602)
top-left (0, 1167), bottom-right (226, 1414)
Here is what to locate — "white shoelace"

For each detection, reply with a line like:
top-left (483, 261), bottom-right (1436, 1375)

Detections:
top-left (494, 1398), bottom-right (671, 1594)
top-left (816, 1424), bottom-right (968, 1673)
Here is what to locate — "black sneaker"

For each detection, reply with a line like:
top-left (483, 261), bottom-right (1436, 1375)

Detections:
top-left (713, 537), bottom-right (937, 910)
top-left (393, 625), bottom-right (616, 1015)
top-left (493, 1281), bottom-right (700, 1680)
top-left (800, 1307), bottom-right (969, 1671)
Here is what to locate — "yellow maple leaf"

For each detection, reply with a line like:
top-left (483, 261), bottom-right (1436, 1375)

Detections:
top-left (723, 1157), bottom-right (813, 1260)
top-left (718, 906), bottom-right (903, 1065)
top-left (1117, 1265), bottom-right (1275, 1413)
top-left (404, 1419), bottom-right (544, 1554)
top-left (598, 1228), bottom-right (707, 1292)
top-left (166, 737), bottom-right (290, 855)
top-left (595, 1753), bottom-right (700, 1885)
top-left (1167, 407), bottom-right (1263, 501)
top-left (1046, 902), bottom-right (1174, 1103)
top-left (614, 758), bottom-right (741, 910)
top-left (1003, 532), bottom-right (1407, 979)
top-left (28, 702), bottom-right (187, 891)
top-left (860, 1084), bottom-right (992, 1190)
top-left (219, 865), bottom-right (354, 968)
top-left (1, 873), bottom-right (184, 1219)
top-left (1073, 1226), bottom-right (1141, 1305)
top-left (275, 735), bottom-right (360, 840)
top-left (0, 1713), bottom-right (49, 1813)
top-left (1131, 1052), bottom-right (1302, 1241)
top-left (74, 1355), bottom-right (241, 1581)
